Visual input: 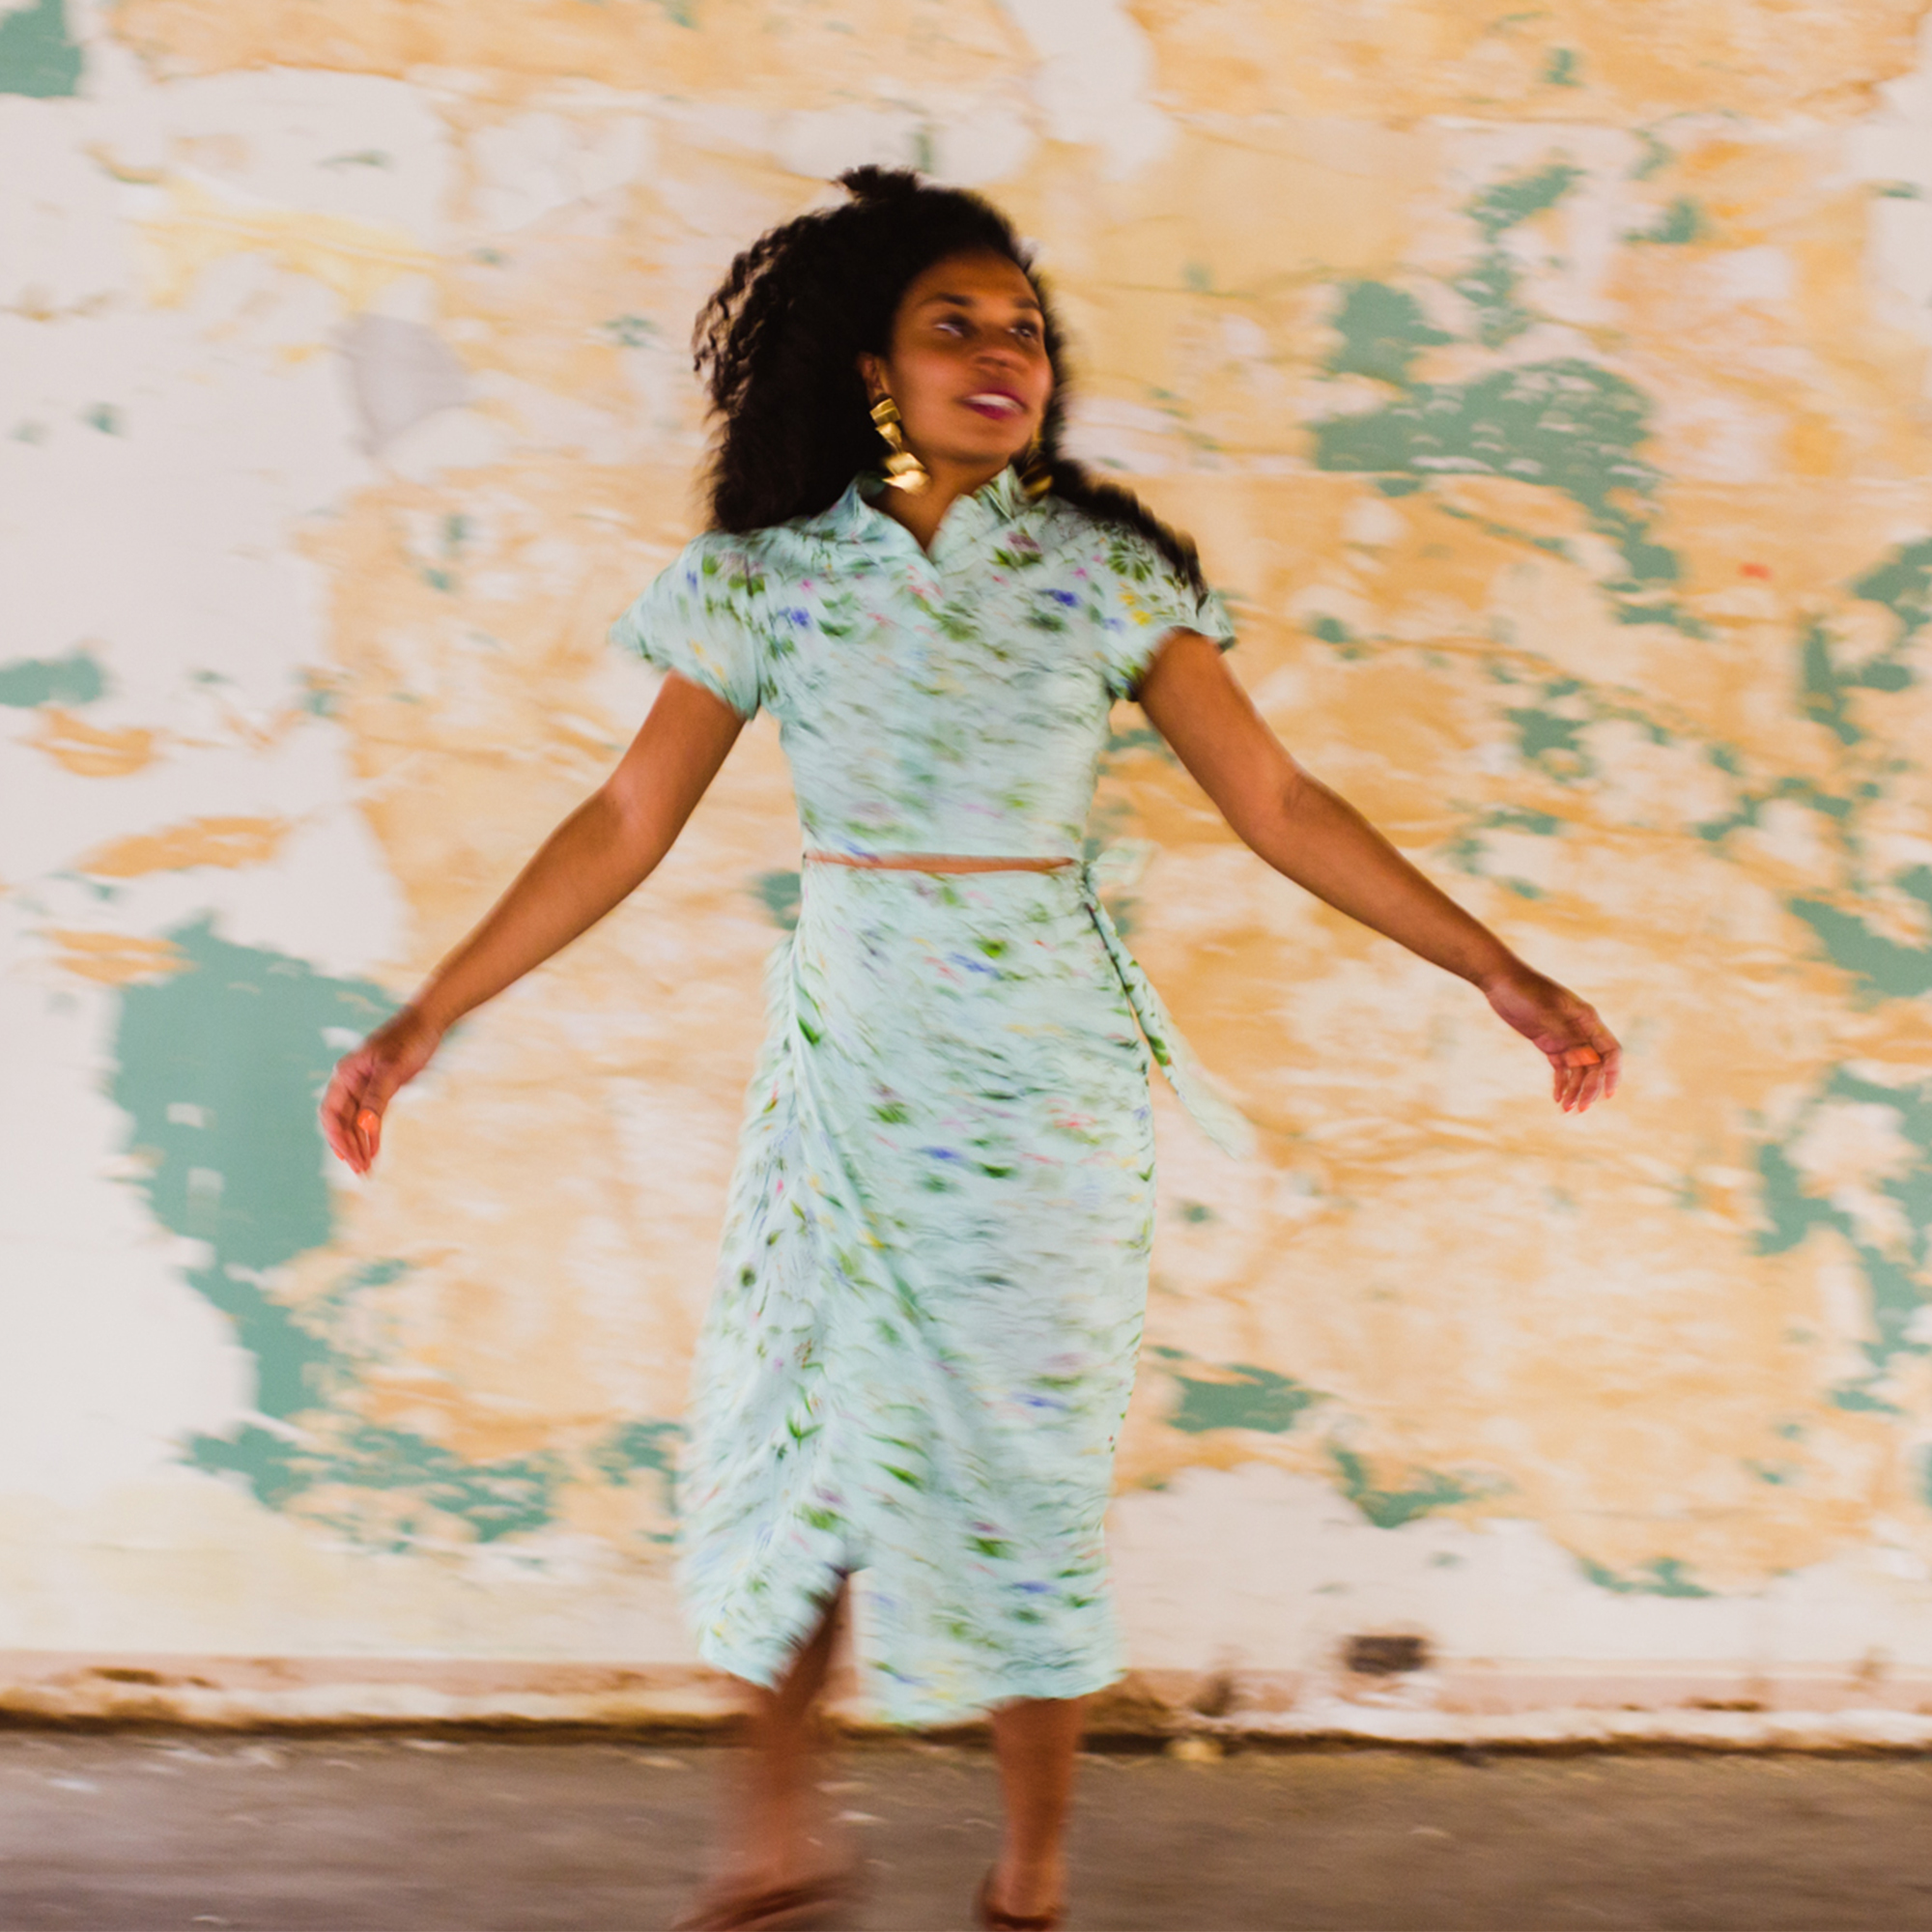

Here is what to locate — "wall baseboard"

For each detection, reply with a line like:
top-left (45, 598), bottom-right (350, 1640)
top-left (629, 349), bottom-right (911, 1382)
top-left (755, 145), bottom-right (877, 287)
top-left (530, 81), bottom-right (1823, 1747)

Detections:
top-left (6, 1652), bottom-right (1932, 1747)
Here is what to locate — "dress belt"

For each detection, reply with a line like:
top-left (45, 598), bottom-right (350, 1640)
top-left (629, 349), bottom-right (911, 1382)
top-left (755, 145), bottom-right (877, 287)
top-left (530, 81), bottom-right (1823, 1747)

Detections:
top-left (801, 849), bottom-right (1257, 1159)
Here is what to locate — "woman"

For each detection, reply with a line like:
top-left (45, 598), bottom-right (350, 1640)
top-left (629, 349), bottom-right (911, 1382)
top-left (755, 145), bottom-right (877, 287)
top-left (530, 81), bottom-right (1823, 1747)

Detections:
top-left (321, 165), bottom-right (1619, 1931)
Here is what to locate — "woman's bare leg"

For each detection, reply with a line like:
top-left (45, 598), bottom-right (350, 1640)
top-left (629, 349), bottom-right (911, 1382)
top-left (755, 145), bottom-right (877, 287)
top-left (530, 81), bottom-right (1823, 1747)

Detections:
top-left (987, 1693), bottom-right (1086, 1919)
top-left (711, 1578), bottom-right (851, 1895)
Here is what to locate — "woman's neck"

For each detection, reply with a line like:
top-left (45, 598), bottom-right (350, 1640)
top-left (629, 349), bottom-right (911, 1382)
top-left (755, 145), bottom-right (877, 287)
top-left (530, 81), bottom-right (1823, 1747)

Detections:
top-left (867, 458), bottom-right (1005, 555)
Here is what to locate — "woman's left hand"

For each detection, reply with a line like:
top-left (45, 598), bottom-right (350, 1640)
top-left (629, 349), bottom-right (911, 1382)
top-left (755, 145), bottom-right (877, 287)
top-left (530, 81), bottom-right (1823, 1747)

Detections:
top-left (1478, 960), bottom-right (1621, 1113)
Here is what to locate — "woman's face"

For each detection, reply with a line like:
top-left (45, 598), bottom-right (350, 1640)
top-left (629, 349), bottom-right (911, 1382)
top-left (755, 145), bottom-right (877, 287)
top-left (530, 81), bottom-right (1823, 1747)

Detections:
top-left (858, 249), bottom-right (1054, 476)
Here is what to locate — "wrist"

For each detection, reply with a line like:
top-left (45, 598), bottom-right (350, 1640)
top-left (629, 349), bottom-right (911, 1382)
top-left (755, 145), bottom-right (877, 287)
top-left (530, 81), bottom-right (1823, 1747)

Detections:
top-left (400, 990), bottom-right (457, 1038)
top-left (1469, 946), bottom-right (1531, 997)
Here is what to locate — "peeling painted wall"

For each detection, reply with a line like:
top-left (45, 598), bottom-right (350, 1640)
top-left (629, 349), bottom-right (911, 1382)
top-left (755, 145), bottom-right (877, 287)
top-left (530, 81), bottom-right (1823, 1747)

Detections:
top-left (11, 0), bottom-right (1932, 1733)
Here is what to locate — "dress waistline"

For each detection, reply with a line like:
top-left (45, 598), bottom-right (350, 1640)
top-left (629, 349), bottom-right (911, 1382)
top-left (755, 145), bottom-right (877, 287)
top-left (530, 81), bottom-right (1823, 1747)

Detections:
top-left (803, 850), bottom-right (1072, 872)
top-left (799, 849), bottom-right (1256, 1160)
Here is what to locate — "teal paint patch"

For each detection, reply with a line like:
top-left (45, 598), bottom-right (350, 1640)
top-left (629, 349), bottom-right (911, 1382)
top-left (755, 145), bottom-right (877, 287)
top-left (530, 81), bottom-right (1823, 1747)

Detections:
top-left (1177, 1200), bottom-right (1215, 1224)
top-left (1801, 622), bottom-right (1864, 745)
top-left (1791, 545), bottom-right (1928, 747)
top-left (1832, 1382), bottom-right (1905, 1414)
top-left (0, 648), bottom-right (105, 708)
top-left (1455, 249), bottom-right (1533, 349)
top-left (591, 1418), bottom-right (685, 1486)
top-left (1329, 1446), bottom-right (1485, 1529)
top-left (1467, 163), bottom-right (1586, 242)
top-left (1632, 130), bottom-right (1675, 181)
top-left (180, 1262), bottom-right (343, 1420)
top-left (0, 0), bottom-right (81, 98)
top-left (1849, 534), bottom-right (1932, 652)
top-left (1324, 282), bottom-right (1452, 387)
top-left (590, 1418), bottom-right (684, 1539)
top-left (753, 869), bottom-right (800, 930)
top-left (1485, 805), bottom-right (1562, 836)
top-left (1626, 197), bottom-right (1707, 245)
top-left (1752, 1068), bottom-right (1932, 1411)
top-left (108, 916), bottom-right (391, 1275)
top-left (1309, 614), bottom-right (1369, 660)
top-left (1311, 359), bottom-right (1685, 621)
top-left (600, 314), bottom-right (660, 348)
top-left (1694, 772), bottom-right (1853, 844)
top-left (1443, 794), bottom-right (1591, 891)
top-left (1168, 1364), bottom-right (1321, 1435)
top-left (186, 1423), bottom-right (563, 1544)
top-left (1456, 163), bottom-right (1583, 348)
top-left (1751, 1140), bottom-right (1845, 1257)
top-left (1787, 871), bottom-right (1932, 1001)
top-left (108, 916), bottom-right (577, 1546)
top-left (1579, 1555), bottom-right (1714, 1597)
top-left (1506, 703), bottom-right (1594, 782)
top-left (1543, 45), bottom-right (1581, 86)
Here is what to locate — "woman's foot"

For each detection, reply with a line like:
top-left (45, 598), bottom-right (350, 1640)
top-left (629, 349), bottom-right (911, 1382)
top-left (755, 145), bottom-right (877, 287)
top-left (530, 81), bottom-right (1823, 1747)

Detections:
top-left (673, 1853), bottom-right (861, 1931)
top-left (978, 1854), bottom-right (1066, 1928)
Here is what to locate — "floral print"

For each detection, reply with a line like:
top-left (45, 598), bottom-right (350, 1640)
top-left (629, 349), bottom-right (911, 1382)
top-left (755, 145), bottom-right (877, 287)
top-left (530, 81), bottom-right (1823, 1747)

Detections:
top-left (610, 462), bottom-right (1253, 1724)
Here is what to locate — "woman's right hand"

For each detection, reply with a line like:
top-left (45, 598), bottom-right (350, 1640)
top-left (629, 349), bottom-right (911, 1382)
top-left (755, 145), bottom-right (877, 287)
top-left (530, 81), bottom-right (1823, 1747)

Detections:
top-left (318, 1004), bottom-right (446, 1176)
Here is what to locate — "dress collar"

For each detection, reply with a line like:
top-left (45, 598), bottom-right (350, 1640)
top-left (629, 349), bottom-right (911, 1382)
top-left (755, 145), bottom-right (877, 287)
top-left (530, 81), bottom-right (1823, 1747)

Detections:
top-left (805, 461), bottom-right (1033, 546)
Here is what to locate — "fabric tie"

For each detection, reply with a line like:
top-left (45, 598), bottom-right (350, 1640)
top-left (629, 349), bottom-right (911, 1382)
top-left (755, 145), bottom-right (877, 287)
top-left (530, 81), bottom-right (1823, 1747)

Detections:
top-left (1075, 845), bottom-right (1257, 1161)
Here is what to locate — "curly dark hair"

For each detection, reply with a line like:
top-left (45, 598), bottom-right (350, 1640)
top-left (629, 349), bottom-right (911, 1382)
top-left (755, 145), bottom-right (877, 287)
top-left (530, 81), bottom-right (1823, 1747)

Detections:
top-left (691, 164), bottom-right (1211, 599)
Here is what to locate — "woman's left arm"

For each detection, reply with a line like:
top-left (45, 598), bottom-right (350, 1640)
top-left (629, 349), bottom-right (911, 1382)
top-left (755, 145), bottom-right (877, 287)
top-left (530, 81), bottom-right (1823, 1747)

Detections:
top-left (1136, 629), bottom-right (1620, 1114)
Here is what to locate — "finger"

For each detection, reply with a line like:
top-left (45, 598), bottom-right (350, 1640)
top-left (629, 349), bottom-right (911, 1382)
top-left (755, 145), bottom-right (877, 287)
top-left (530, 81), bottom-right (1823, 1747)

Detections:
top-left (327, 1056), bottom-right (385, 1174)
top-left (1570, 1056), bottom-right (1596, 1112)
top-left (1563, 1047), bottom-right (1597, 1112)
top-left (355, 1067), bottom-right (408, 1166)
top-left (1578, 1025), bottom-right (1620, 1107)
top-left (319, 1067), bottom-right (365, 1169)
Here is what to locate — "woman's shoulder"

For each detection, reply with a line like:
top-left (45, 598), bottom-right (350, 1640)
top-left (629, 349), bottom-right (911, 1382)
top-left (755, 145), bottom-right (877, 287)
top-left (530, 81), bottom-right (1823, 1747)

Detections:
top-left (658, 525), bottom-right (789, 594)
top-left (1033, 494), bottom-right (1171, 579)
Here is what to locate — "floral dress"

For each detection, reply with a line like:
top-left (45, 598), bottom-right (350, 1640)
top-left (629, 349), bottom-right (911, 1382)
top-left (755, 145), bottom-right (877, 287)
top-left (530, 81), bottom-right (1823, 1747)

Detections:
top-left (611, 461), bottom-right (1254, 1725)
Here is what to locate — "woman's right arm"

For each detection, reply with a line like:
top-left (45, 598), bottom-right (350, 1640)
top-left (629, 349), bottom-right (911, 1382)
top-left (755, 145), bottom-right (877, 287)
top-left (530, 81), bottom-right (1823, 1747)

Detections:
top-left (319, 670), bottom-right (750, 1174)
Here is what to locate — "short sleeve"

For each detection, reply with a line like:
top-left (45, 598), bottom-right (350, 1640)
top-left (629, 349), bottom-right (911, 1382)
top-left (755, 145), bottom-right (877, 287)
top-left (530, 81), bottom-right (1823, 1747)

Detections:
top-left (608, 531), bottom-right (766, 721)
top-left (1094, 526), bottom-right (1237, 702)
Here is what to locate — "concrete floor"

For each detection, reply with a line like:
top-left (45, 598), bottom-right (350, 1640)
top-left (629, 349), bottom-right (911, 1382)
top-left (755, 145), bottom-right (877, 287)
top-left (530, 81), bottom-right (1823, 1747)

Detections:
top-left (5, 1732), bottom-right (1932, 1930)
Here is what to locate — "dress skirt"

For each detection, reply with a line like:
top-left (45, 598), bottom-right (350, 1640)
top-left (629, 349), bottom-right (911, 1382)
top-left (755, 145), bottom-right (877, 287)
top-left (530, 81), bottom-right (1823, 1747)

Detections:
top-left (674, 857), bottom-right (1163, 1726)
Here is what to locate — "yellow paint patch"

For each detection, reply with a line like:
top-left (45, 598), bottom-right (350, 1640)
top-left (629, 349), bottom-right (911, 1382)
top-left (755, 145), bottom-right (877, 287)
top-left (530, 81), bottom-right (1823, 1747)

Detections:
top-left (31, 711), bottom-right (158, 779)
top-left (136, 177), bottom-right (439, 311)
top-left (46, 931), bottom-right (186, 986)
top-left (79, 816), bottom-right (292, 879)
top-left (109, 0), bottom-right (1015, 91)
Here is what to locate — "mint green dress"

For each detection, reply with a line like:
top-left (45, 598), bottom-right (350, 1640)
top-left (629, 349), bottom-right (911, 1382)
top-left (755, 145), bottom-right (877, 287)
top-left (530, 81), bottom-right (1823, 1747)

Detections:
top-left (611, 462), bottom-right (1254, 1725)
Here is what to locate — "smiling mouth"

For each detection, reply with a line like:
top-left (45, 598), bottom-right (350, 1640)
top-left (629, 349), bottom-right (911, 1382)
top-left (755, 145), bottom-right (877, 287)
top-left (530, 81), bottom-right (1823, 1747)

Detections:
top-left (960, 393), bottom-right (1025, 419)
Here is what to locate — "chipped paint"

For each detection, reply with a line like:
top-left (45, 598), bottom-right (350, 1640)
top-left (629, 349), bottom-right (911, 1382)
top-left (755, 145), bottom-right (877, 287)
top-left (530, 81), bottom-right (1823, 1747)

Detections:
top-left (80, 816), bottom-right (291, 879)
top-left (14, 0), bottom-right (1932, 1737)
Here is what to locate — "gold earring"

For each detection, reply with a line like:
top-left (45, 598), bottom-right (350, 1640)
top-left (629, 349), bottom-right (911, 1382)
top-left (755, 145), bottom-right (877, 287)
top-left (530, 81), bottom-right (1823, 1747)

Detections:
top-left (868, 393), bottom-right (928, 495)
top-left (1017, 427), bottom-right (1053, 499)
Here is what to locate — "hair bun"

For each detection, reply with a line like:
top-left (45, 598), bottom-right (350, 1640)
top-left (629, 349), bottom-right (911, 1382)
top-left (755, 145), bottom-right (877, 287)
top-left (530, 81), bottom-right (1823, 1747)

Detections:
top-left (838, 164), bottom-right (923, 205)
